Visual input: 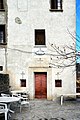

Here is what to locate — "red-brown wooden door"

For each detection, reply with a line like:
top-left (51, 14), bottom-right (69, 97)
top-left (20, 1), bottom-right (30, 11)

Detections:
top-left (35, 72), bottom-right (47, 99)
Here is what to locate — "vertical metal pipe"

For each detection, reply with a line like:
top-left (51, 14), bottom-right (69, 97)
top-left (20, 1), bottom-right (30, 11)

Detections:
top-left (5, 47), bottom-right (7, 73)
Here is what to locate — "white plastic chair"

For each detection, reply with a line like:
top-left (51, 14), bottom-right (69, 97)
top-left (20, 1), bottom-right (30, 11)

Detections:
top-left (0, 103), bottom-right (14, 120)
top-left (12, 93), bottom-right (30, 112)
top-left (20, 100), bottom-right (30, 112)
top-left (1, 93), bottom-right (10, 97)
top-left (0, 103), bottom-right (8, 120)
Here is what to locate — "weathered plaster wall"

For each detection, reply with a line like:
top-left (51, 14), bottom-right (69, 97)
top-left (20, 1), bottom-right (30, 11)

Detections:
top-left (6, 0), bottom-right (76, 99)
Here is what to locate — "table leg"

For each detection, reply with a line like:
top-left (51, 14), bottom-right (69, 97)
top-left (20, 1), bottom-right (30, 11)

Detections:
top-left (5, 105), bottom-right (8, 120)
top-left (61, 95), bottom-right (63, 105)
top-left (5, 111), bottom-right (7, 120)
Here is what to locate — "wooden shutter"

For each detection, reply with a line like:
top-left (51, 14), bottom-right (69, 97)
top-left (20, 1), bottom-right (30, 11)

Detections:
top-left (35, 30), bottom-right (45, 45)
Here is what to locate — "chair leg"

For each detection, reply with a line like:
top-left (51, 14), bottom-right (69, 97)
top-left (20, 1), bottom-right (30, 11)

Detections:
top-left (5, 111), bottom-right (7, 120)
top-left (20, 105), bottom-right (22, 113)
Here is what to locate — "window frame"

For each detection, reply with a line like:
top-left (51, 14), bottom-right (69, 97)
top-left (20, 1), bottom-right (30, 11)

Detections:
top-left (50, 0), bottom-right (63, 12)
top-left (0, 0), bottom-right (5, 11)
top-left (0, 66), bottom-right (3, 71)
top-left (35, 29), bottom-right (46, 46)
top-left (20, 79), bottom-right (26, 87)
top-left (0, 25), bottom-right (6, 45)
top-left (55, 79), bottom-right (62, 87)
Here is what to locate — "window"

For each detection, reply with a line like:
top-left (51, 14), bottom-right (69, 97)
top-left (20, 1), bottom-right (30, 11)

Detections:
top-left (0, 66), bottom-right (3, 71)
top-left (50, 0), bottom-right (63, 11)
top-left (55, 79), bottom-right (62, 87)
top-left (0, 0), bottom-right (4, 10)
top-left (35, 29), bottom-right (45, 46)
top-left (0, 25), bottom-right (5, 44)
top-left (20, 79), bottom-right (26, 87)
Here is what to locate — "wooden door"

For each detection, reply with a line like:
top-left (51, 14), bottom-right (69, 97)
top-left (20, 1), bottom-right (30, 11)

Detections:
top-left (35, 72), bottom-right (47, 99)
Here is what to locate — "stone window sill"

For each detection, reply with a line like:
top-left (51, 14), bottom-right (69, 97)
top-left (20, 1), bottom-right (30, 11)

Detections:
top-left (49, 9), bottom-right (63, 12)
top-left (0, 43), bottom-right (7, 45)
top-left (0, 9), bottom-right (5, 11)
top-left (34, 45), bottom-right (47, 48)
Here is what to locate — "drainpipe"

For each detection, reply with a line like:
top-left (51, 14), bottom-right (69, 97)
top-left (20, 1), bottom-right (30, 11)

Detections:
top-left (5, 47), bottom-right (7, 73)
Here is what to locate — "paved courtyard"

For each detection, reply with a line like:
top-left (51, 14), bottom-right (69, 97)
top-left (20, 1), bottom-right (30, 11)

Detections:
top-left (11, 99), bottom-right (80, 120)
top-left (0, 99), bottom-right (80, 120)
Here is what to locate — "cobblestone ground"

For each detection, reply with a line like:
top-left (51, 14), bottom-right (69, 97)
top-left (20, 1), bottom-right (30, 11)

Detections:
top-left (11, 99), bottom-right (80, 120)
top-left (1, 99), bottom-right (80, 120)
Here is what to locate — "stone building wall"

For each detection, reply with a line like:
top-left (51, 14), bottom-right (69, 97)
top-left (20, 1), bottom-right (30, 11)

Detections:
top-left (2, 0), bottom-right (76, 99)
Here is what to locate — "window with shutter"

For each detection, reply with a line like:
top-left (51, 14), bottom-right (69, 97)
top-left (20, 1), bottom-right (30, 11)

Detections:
top-left (0, 25), bottom-right (6, 44)
top-left (50, 0), bottom-right (63, 12)
top-left (0, 0), bottom-right (4, 10)
top-left (20, 79), bottom-right (26, 87)
top-left (55, 79), bottom-right (62, 87)
top-left (35, 29), bottom-right (45, 46)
